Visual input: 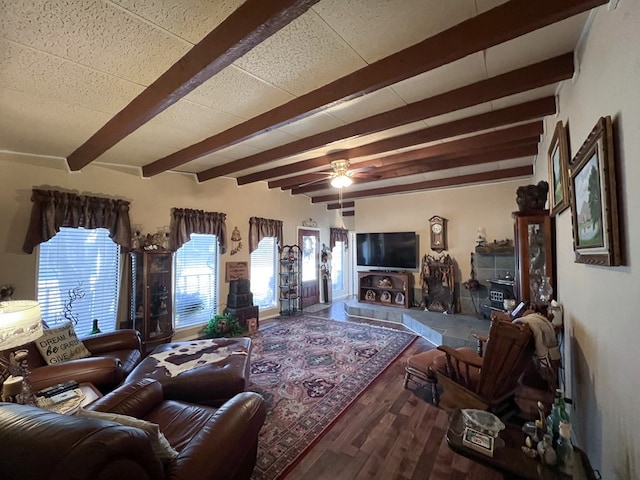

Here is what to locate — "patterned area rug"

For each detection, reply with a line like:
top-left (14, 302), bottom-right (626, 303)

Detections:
top-left (249, 316), bottom-right (416, 480)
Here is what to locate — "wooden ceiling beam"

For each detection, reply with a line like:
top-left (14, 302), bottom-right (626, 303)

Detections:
top-left (66, 0), bottom-right (320, 171)
top-left (310, 166), bottom-right (534, 203)
top-left (244, 96), bottom-right (555, 186)
top-left (283, 139), bottom-right (538, 193)
top-left (327, 201), bottom-right (355, 210)
top-left (144, 0), bottom-right (603, 178)
top-left (199, 53), bottom-right (572, 182)
top-left (273, 121), bottom-right (542, 189)
top-left (291, 143), bottom-right (538, 194)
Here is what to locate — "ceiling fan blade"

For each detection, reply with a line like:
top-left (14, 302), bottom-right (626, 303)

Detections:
top-left (349, 165), bottom-right (378, 174)
top-left (295, 176), bottom-right (332, 188)
top-left (350, 171), bottom-right (382, 180)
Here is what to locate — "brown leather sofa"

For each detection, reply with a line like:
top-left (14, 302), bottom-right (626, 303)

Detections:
top-left (0, 378), bottom-right (267, 480)
top-left (4, 329), bottom-right (143, 392)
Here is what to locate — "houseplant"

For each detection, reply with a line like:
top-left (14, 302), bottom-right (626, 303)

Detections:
top-left (202, 313), bottom-right (245, 338)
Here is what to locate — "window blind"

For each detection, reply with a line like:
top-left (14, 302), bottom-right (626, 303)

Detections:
top-left (37, 227), bottom-right (121, 337)
top-left (250, 237), bottom-right (278, 309)
top-left (332, 241), bottom-right (346, 293)
top-left (174, 234), bottom-right (218, 329)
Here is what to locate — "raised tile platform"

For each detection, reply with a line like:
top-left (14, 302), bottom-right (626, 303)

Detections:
top-left (343, 298), bottom-right (489, 349)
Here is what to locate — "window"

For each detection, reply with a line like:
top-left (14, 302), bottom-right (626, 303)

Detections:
top-left (332, 241), bottom-right (347, 295)
top-left (250, 237), bottom-right (278, 309)
top-left (37, 227), bottom-right (121, 337)
top-left (174, 234), bottom-right (218, 329)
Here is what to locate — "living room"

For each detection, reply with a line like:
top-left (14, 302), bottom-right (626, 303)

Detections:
top-left (1, 1), bottom-right (638, 479)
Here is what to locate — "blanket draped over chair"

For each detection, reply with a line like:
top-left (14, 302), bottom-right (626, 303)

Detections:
top-left (515, 313), bottom-right (561, 387)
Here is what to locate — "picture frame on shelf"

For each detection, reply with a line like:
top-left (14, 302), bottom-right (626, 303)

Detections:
top-left (547, 121), bottom-right (570, 216)
top-left (569, 115), bottom-right (622, 266)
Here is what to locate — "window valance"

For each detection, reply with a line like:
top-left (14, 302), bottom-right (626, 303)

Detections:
top-left (249, 217), bottom-right (283, 253)
top-left (171, 208), bottom-right (227, 253)
top-left (330, 227), bottom-right (349, 250)
top-left (22, 189), bottom-right (132, 254)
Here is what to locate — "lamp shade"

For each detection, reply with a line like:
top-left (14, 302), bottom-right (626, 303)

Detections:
top-left (330, 174), bottom-right (353, 189)
top-left (0, 301), bottom-right (43, 351)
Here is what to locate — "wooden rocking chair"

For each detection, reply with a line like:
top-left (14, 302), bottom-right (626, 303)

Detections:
top-left (435, 316), bottom-right (535, 413)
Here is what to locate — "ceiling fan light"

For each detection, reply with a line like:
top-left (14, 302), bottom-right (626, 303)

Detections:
top-left (331, 174), bottom-right (352, 188)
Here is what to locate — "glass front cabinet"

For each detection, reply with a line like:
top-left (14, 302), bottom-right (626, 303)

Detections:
top-left (279, 245), bottom-right (302, 316)
top-left (512, 210), bottom-right (555, 307)
top-left (130, 250), bottom-right (174, 353)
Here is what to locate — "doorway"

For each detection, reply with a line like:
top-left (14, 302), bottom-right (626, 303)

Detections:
top-left (298, 228), bottom-right (320, 307)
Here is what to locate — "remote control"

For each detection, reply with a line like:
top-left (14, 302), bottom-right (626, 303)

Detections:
top-left (37, 381), bottom-right (79, 398)
top-left (50, 390), bottom-right (79, 404)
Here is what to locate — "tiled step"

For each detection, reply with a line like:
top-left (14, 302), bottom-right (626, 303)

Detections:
top-left (343, 299), bottom-right (489, 349)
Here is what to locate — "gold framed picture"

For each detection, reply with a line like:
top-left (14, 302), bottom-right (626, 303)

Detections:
top-left (569, 116), bottom-right (622, 266)
top-left (547, 121), bottom-right (570, 216)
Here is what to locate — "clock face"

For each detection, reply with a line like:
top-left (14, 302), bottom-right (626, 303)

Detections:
top-left (431, 223), bottom-right (443, 234)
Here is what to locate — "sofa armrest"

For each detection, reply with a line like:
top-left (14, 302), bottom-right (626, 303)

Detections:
top-left (83, 329), bottom-right (142, 355)
top-left (0, 403), bottom-right (163, 480)
top-left (29, 356), bottom-right (122, 392)
top-left (167, 391), bottom-right (266, 480)
top-left (88, 378), bottom-right (164, 419)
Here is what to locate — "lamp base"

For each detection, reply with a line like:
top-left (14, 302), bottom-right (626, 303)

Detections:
top-left (12, 350), bottom-right (37, 405)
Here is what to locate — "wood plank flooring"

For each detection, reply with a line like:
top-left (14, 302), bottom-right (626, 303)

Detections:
top-left (279, 304), bottom-right (502, 480)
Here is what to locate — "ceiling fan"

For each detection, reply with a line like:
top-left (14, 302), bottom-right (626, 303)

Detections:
top-left (301, 159), bottom-right (379, 190)
top-left (329, 159), bottom-right (353, 188)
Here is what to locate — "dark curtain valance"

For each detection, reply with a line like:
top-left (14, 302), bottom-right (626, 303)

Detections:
top-left (249, 217), bottom-right (283, 253)
top-left (22, 189), bottom-right (132, 254)
top-left (330, 227), bottom-right (349, 250)
top-left (171, 208), bottom-right (227, 253)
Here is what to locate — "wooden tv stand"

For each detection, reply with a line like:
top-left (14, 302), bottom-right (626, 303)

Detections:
top-left (358, 271), bottom-right (413, 308)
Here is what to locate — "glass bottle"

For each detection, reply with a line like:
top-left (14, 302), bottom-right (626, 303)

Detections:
top-left (547, 388), bottom-right (569, 442)
top-left (556, 421), bottom-right (575, 475)
top-left (90, 318), bottom-right (102, 335)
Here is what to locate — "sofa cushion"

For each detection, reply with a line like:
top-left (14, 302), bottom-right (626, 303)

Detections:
top-left (35, 322), bottom-right (91, 365)
top-left (77, 408), bottom-right (179, 463)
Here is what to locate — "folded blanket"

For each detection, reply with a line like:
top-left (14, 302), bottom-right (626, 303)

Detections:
top-left (151, 340), bottom-right (234, 377)
top-left (514, 313), bottom-right (561, 368)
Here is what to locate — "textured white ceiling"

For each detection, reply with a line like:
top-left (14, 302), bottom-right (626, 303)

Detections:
top-left (0, 0), bottom-right (596, 199)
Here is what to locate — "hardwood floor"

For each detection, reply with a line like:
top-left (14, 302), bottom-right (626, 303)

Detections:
top-left (280, 303), bottom-right (502, 480)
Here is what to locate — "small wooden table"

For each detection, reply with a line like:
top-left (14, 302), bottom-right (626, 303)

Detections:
top-left (36, 382), bottom-right (102, 414)
top-left (78, 382), bottom-right (102, 407)
top-left (446, 409), bottom-right (598, 480)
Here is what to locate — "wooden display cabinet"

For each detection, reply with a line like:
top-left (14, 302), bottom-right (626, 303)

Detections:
top-left (358, 271), bottom-right (413, 309)
top-left (512, 210), bottom-right (555, 305)
top-left (130, 250), bottom-right (174, 353)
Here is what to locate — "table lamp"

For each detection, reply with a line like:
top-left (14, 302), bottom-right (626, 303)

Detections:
top-left (0, 301), bottom-right (44, 404)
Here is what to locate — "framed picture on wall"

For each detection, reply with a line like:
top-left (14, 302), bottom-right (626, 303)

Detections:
top-left (547, 121), bottom-right (570, 216)
top-left (569, 115), bottom-right (622, 266)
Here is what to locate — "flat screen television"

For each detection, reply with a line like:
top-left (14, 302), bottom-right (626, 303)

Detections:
top-left (356, 232), bottom-right (418, 270)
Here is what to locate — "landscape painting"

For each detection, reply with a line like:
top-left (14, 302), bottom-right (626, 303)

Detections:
top-left (569, 116), bottom-right (622, 266)
top-left (573, 152), bottom-right (603, 248)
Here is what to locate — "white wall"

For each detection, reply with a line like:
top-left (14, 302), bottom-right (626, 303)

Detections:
top-left (355, 180), bottom-right (525, 287)
top-left (533, 3), bottom-right (639, 478)
top-left (0, 153), bottom-right (345, 325)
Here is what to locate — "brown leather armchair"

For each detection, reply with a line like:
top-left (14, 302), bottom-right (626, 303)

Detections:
top-left (3, 329), bottom-right (143, 392)
top-left (0, 378), bottom-right (267, 480)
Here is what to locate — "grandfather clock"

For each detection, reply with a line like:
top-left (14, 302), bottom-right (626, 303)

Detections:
top-left (429, 216), bottom-right (448, 252)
